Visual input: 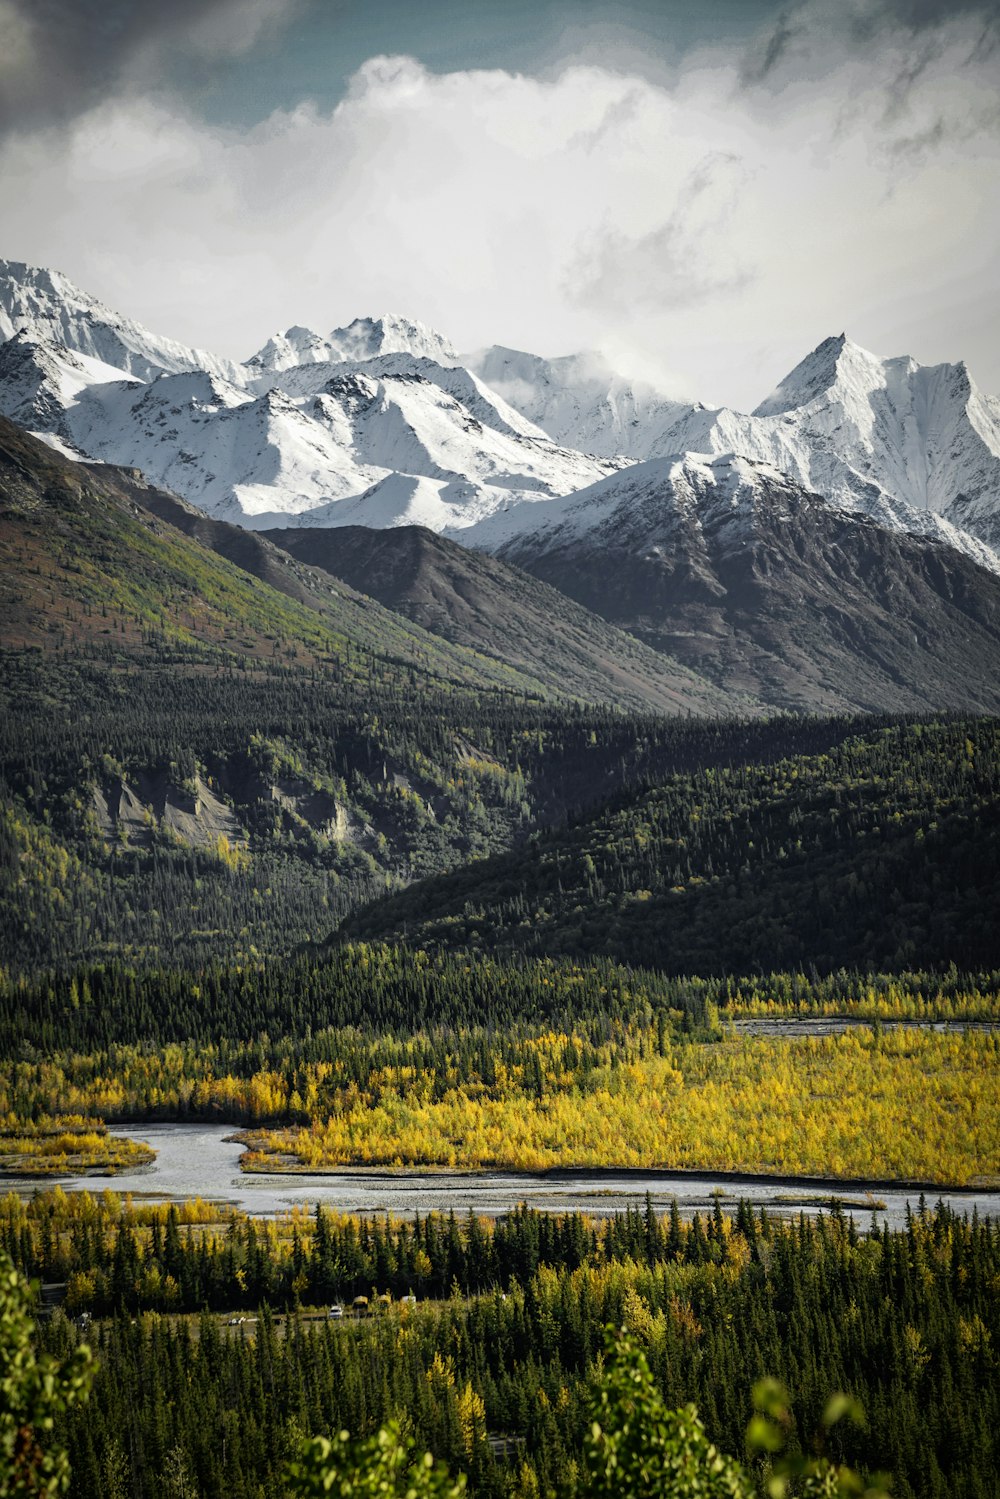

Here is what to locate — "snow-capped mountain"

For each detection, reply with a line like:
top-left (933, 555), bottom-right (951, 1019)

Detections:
top-left (471, 333), bottom-right (1000, 563)
top-left (468, 344), bottom-right (696, 459)
top-left (253, 352), bottom-right (543, 440)
top-left (485, 445), bottom-right (992, 586)
top-left (476, 452), bottom-right (1000, 714)
top-left (472, 451), bottom-right (808, 556)
top-left (0, 264), bottom-right (615, 529)
top-left (0, 258), bottom-right (245, 386)
top-left (751, 334), bottom-right (1000, 550)
top-left (73, 372), bottom-right (386, 523)
top-left (243, 353), bottom-right (613, 527)
top-left (0, 335), bottom-right (372, 518)
top-left (644, 335), bottom-right (1000, 556)
top-left (0, 258), bottom-right (999, 583)
top-left (469, 451), bottom-right (875, 584)
top-left (0, 330), bottom-right (132, 451)
top-left (247, 315), bottom-right (459, 373)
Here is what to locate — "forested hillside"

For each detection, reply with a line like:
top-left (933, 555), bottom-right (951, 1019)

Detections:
top-left (4, 417), bottom-right (998, 983)
top-left (0, 643), bottom-right (880, 976)
top-left (0, 415), bottom-right (767, 975)
top-left (345, 717), bottom-right (1000, 973)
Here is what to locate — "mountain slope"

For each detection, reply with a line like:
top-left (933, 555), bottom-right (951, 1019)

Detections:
top-left (0, 334), bottom-right (615, 532)
top-left (0, 329), bottom-right (131, 444)
top-left (472, 454), bottom-right (1000, 714)
top-left (247, 314), bottom-right (459, 373)
top-left (3, 255), bottom-right (1000, 675)
top-left (474, 333), bottom-right (1000, 562)
top-left (3, 261), bottom-right (999, 559)
top-left (345, 716), bottom-right (1000, 974)
top-left (247, 354), bottom-right (615, 527)
top-left (751, 334), bottom-right (1000, 550)
top-left (263, 522), bottom-right (746, 716)
top-left (0, 414), bottom-right (552, 695)
top-left (0, 262), bottom-right (618, 531)
top-left (0, 418), bottom-right (666, 975)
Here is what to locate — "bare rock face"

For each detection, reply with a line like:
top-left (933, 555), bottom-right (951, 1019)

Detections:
top-left (90, 773), bottom-right (244, 850)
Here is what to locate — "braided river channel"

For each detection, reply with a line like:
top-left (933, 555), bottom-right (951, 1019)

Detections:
top-left (11, 1021), bottom-right (998, 1229)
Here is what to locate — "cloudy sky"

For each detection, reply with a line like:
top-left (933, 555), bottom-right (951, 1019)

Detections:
top-left (1, 0), bottom-right (998, 407)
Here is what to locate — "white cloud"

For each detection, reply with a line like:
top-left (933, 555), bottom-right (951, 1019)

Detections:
top-left (0, 8), bottom-right (997, 409)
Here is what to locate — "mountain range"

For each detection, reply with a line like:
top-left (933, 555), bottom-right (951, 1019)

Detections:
top-left (1, 255), bottom-right (999, 712)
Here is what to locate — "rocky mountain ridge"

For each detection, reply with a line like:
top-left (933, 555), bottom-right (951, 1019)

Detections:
top-left (483, 452), bottom-right (1000, 712)
top-left (2, 257), bottom-right (1000, 713)
top-left (1, 258), bottom-right (998, 568)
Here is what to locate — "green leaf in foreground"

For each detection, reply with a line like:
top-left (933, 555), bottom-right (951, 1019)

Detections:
top-left (0, 1254), bottom-right (93, 1498)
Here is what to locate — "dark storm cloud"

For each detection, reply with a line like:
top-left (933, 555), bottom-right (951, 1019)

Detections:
top-left (739, 0), bottom-right (1000, 160)
top-left (872, 2), bottom-right (1000, 147)
top-left (0, 0), bottom-right (301, 136)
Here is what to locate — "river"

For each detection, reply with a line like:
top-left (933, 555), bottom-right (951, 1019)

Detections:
top-left (730, 1017), bottom-right (998, 1037)
top-left (5, 1122), bottom-right (996, 1231)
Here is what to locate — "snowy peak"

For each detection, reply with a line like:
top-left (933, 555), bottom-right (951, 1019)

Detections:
top-left (752, 333), bottom-right (948, 452)
top-left (0, 267), bottom-right (612, 535)
top-left (139, 368), bottom-right (252, 414)
top-left (466, 450), bottom-right (803, 556)
top-left (0, 255), bottom-right (998, 574)
top-left (0, 328), bottom-right (136, 435)
top-left (752, 331), bottom-right (979, 443)
top-left (754, 333), bottom-right (861, 417)
top-left (245, 325), bottom-right (332, 373)
top-left (739, 332), bottom-right (1000, 548)
top-left (252, 352), bottom-right (548, 443)
top-left (473, 328), bottom-right (1000, 559)
top-left (0, 258), bottom-right (246, 386)
top-left (468, 343), bottom-right (696, 459)
top-left (246, 314), bottom-right (458, 373)
top-left (329, 314), bottom-right (458, 365)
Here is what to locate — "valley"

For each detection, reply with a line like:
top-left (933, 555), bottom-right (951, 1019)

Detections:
top-left (0, 260), bottom-right (997, 1499)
